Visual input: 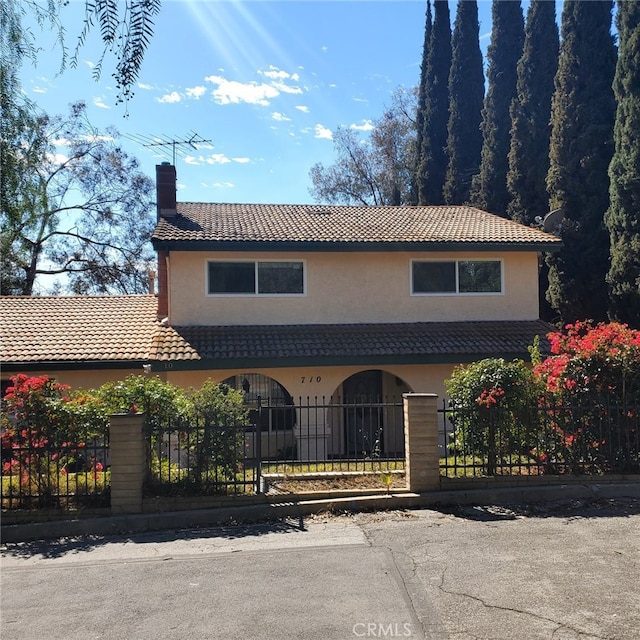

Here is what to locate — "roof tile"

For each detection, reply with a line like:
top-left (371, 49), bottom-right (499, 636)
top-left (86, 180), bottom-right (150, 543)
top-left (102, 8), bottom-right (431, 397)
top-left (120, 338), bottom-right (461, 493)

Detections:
top-left (152, 203), bottom-right (561, 247)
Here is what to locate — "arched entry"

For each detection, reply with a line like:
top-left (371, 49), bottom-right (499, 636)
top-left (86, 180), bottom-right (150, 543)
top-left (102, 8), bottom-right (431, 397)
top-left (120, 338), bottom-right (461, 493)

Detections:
top-left (330, 370), bottom-right (411, 458)
top-left (222, 373), bottom-right (296, 459)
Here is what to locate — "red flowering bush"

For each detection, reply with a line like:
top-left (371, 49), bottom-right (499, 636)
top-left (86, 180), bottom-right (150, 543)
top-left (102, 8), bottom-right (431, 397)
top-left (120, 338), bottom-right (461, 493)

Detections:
top-left (1, 375), bottom-right (109, 505)
top-left (534, 322), bottom-right (640, 473)
top-left (535, 321), bottom-right (640, 401)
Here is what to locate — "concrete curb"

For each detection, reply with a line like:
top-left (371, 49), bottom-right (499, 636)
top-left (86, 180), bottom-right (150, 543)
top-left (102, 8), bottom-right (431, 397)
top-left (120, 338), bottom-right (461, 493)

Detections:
top-left (2, 482), bottom-right (640, 543)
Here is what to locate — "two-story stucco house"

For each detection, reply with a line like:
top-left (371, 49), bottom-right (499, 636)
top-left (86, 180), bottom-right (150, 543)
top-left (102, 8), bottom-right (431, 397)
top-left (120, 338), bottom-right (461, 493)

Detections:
top-left (148, 163), bottom-right (560, 457)
top-left (0, 162), bottom-right (561, 459)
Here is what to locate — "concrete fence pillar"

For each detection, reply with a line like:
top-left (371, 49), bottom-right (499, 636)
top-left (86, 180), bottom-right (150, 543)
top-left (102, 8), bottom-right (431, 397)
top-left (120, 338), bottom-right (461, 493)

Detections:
top-left (403, 393), bottom-right (440, 493)
top-left (109, 413), bottom-right (146, 514)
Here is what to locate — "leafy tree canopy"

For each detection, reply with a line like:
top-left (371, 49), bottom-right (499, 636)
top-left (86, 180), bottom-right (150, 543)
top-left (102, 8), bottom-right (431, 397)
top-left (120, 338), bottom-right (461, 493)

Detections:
top-left (309, 88), bottom-right (416, 206)
top-left (1, 101), bottom-right (156, 295)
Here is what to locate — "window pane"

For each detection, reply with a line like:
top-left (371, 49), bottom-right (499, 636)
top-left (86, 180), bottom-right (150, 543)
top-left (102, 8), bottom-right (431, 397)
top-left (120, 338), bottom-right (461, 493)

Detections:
top-left (412, 261), bottom-right (456, 293)
top-left (458, 261), bottom-right (501, 293)
top-left (258, 262), bottom-right (304, 294)
top-left (208, 262), bottom-right (255, 293)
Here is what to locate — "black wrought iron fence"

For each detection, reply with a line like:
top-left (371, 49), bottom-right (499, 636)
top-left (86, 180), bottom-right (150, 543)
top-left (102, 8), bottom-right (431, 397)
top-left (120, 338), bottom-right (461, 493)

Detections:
top-left (146, 419), bottom-right (256, 496)
top-left (439, 398), bottom-right (640, 478)
top-left (145, 396), bottom-right (406, 497)
top-left (1, 433), bottom-right (110, 510)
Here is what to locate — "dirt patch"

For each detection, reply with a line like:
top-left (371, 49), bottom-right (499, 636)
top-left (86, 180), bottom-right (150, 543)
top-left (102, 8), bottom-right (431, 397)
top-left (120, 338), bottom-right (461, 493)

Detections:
top-left (267, 474), bottom-right (406, 494)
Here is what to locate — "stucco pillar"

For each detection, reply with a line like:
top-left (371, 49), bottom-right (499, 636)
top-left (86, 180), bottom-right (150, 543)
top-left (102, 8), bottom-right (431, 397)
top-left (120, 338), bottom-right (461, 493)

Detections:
top-left (403, 393), bottom-right (440, 493)
top-left (109, 413), bottom-right (146, 514)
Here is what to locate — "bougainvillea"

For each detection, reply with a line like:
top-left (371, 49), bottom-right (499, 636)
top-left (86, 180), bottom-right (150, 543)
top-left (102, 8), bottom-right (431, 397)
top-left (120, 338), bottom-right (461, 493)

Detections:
top-left (535, 321), bottom-right (640, 401)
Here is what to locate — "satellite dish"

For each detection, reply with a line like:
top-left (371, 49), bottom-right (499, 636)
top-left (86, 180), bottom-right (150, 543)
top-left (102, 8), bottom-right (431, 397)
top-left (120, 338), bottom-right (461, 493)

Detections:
top-left (543, 208), bottom-right (564, 233)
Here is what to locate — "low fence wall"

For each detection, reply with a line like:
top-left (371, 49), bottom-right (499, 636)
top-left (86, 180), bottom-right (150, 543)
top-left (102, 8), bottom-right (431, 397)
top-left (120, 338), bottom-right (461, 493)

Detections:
top-left (3, 393), bottom-right (639, 524)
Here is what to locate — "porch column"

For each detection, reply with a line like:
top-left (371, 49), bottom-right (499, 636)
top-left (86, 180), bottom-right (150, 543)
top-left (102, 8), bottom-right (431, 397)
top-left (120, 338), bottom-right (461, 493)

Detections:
top-left (109, 413), bottom-right (146, 514)
top-left (403, 393), bottom-right (440, 492)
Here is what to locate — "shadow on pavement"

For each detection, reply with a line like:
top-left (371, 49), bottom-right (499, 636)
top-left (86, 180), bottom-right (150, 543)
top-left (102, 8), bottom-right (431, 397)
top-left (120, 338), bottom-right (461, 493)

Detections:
top-left (438, 496), bottom-right (640, 521)
top-left (0, 515), bottom-right (307, 560)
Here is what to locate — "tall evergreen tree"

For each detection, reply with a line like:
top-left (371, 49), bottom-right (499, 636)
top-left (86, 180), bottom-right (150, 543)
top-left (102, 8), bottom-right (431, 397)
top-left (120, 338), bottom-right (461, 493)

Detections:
top-left (412, 1), bottom-right (432, 205)
top-left (470, 1), bottom-right (524, 216)
top-left (605, 1), bottom-right (640, 326)
top-left (507, 0), bottom-right (559, 226)
top-left (546, 0), bottom-right (616, 324)
top-left (416, 0), bottom-right (451, 205)
top-left (443, 0), bottom-right (484, 205)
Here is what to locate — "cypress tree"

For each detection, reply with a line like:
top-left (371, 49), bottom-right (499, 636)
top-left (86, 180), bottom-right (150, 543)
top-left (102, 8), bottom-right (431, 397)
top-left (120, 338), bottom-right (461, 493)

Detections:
top-left (416, 0), bottom-right (451, 205)
top-left (507, 0), bottom-right (559, 226)
top-left (470, 0), bottom-right (524, 217)
top-left (412, 0), bottom-right (432, 205)
top-left (605, 1), bottom-right (640, 326)
top-left (443, 0), bottom-right (484, 205)
top-left (546, 0), bottom-right (616, 324)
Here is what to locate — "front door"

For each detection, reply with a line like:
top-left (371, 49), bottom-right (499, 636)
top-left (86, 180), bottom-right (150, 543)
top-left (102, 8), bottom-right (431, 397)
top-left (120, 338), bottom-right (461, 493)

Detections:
top-left (343, 370), bottom-right (383, 457)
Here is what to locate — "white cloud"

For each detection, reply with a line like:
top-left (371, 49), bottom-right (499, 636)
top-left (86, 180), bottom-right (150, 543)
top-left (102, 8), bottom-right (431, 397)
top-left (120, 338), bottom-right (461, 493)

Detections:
top-left (33, 86), bottom-right (48, 94)
top-left (201, 181), bottom-right (235, 190)
top-left (157, 91), bottom-right (182, 104)
top-left (260, 66), bottom-right (300, 82)
top-left (185, 153), bottom-right (232, 166)
top-left (272, 112), bottom-right (291, 122)
top-left (295, 105), bottom-right (310, 113)
top-left (205, 75), bottom-right (279, 106)
top-left (137, 82), bottom-right (154, 90)
top-left (93, 97), bottom-right (111, 110)
top-left (350, 120), bottom-right (374, 132)
top-left (186, 86), bottom-right (207, 99)
top-left (271, 81), bottom-right (303, 95)
top-left (232, 157), bottom-right (250, 164)
top-left (314, 124), bottom-right (333, 140)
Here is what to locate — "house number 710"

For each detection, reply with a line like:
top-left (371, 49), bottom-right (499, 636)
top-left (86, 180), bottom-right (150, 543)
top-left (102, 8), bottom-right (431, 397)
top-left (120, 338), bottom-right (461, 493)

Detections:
top-left (301, 376), bottom-right (322, 383)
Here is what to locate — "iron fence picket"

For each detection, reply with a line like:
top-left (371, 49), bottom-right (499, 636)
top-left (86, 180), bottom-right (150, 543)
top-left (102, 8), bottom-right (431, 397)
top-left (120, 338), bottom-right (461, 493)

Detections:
top-left (1, 432), bottom-right (110, 511)
top-left (439, 398), bottom-right (640, 478)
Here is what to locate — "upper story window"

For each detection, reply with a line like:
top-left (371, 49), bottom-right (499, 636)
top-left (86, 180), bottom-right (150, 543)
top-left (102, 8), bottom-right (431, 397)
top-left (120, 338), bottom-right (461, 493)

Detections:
top-left (207, 260), bottom-right (304, 295)
top-left (412, 259), bottom-right (502, 295)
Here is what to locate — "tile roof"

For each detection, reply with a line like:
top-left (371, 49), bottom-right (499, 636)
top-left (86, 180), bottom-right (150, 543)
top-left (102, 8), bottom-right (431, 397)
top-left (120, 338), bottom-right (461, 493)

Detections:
top-left (1, 295), bottom-right (556, 369)
top-left (1, 295), bottom-right (159, 365)
top-left (152, 203), bottom-right (562, 249)
top-left (151, 320), bottom-right (556, 366)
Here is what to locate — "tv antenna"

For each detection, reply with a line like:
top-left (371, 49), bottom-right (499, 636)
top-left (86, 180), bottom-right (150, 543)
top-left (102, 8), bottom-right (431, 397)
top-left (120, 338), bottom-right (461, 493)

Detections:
top-left (123, 132), bottom-right (213, 165)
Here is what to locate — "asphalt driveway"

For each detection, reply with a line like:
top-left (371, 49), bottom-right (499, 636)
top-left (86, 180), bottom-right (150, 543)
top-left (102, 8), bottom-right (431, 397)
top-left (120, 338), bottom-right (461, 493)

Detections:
top-left (2, 497), bottom-right (639, 640)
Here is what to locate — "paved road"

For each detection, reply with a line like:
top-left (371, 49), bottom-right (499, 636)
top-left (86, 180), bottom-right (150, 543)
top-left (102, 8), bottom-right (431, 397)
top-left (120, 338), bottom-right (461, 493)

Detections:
top-left (2, 498), bottom-right (639, 640)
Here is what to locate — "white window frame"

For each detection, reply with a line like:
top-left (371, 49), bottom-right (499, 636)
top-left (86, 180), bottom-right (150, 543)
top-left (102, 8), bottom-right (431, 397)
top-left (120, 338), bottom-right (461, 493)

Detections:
top-left (206, 259), bottom-right (306, 297)
top-left (410, 258), bottom-right (504, 296)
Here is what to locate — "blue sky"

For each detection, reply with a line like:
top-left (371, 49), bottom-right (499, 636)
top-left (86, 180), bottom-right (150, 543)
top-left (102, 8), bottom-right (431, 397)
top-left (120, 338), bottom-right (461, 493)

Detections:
top-left (22, 0), bottom-right (499, 205)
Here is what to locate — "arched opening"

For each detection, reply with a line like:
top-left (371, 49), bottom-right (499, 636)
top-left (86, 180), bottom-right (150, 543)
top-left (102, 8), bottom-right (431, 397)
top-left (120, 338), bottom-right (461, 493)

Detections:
top-left (328, 370), bottom-right (411, 458)
top-left (222, 373), bottom-right (296, 459)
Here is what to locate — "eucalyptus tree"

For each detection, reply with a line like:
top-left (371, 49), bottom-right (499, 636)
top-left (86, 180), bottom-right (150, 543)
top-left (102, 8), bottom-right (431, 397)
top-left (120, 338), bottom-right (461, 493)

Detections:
top-left (1, 103), bottom-right (156, 295)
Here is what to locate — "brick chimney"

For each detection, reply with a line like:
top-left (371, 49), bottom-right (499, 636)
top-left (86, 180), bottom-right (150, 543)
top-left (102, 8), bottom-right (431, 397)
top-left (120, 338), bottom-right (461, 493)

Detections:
top-left (155, 163), bottom-right (175, 320)
top-left (156, 162), bottom-right (177, 219)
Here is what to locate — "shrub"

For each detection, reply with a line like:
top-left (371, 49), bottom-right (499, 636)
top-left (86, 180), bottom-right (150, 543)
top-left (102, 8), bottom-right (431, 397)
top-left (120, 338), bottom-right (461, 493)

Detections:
top-left (534, 322), bottom-right (640, 472)
top-left (445, 358), bottom-right (540, 470)
top-left (186, 380), bottom-right (249, 484)
top-left (94, 374), bottom-right (191, 428)
top-left (535, 321), bottom-right (640, 402)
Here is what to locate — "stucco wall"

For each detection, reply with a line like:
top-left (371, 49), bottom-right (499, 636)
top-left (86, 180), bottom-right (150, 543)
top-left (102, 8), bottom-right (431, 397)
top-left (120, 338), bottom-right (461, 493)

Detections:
top-left (1, 368), bottom-right (145, 392)
top-left (166, 250), bottom-right (540, 326)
